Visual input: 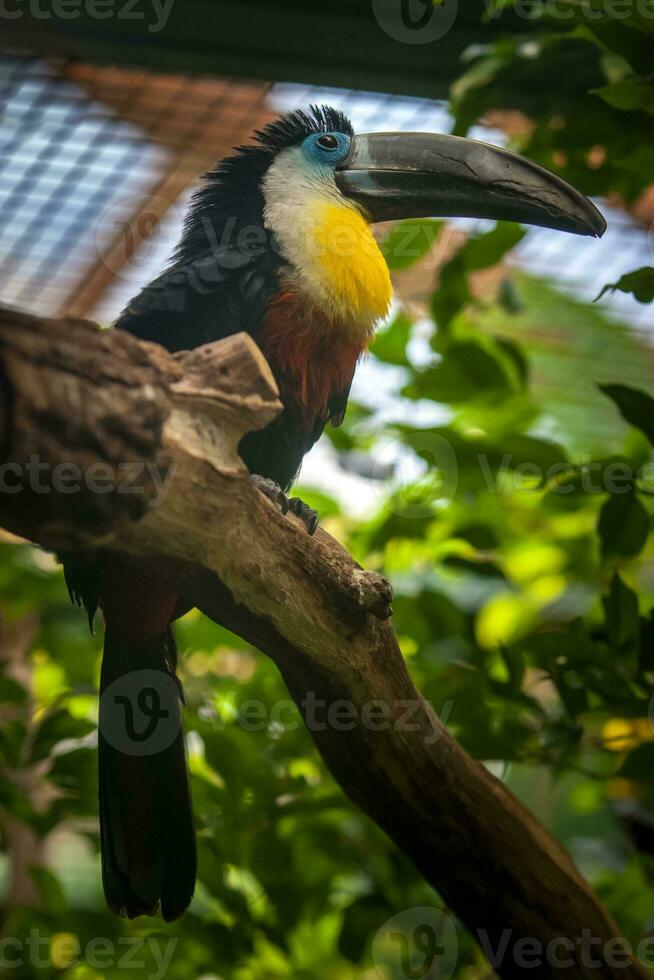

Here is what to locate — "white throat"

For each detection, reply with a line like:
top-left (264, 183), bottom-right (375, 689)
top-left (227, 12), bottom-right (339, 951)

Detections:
top-left (261, 146), bottom-right (392, 330)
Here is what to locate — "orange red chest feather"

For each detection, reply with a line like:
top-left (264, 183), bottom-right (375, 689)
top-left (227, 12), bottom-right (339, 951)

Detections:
top-left (257, 287), bottom-right (366, 428)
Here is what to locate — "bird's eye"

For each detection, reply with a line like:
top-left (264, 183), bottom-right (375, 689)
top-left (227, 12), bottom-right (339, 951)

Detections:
top-left (316, 134), bottom-right (340, 151)
top-left (301, 131), bottom-right (350, 165)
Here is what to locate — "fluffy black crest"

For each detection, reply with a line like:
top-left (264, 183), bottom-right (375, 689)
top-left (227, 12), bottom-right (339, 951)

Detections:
top-left (253, 104), bottom-right (354, 152)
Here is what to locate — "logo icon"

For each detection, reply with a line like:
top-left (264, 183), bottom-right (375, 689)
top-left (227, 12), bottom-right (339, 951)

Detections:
top-left (372, 0), bottom-right (459, 45)
top-left (372, 907), bottom-right (458, 979)
top-left (95, 194), bottom-right (183, 284)
top-left (372, 430), bottom-right (459, 520)
top-left (99, 669), bottom-right (182, 756)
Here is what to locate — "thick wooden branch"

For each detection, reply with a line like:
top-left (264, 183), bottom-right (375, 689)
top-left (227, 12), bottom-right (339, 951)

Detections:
top-left (0, 305), bottom-right (645, 979)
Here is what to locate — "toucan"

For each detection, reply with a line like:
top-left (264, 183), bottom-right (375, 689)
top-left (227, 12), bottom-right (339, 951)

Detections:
top-left (64, 105), bottom-right (605, 922)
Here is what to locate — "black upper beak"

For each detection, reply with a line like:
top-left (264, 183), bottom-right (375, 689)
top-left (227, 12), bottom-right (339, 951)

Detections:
top-left (335, 132), bottom-right (606, 238)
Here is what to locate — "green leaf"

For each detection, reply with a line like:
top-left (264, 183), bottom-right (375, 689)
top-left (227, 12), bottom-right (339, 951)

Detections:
top-left (430, 254), bottom-right (471, 329)
top-left (403, 340), bottom-right (514, 403)
top-left (29, 709), bottom-right (95, 763)
top-left (381, 219), bottom-right (443, 271)
top-left (28, 865), bottom-right (67, 912)
top-left (499, 644), bottom-right (526, 693)
top-left (0, 720), bottom-right (27, 767)
top-left (430, 225), bottom-right (525, 330)
top-left (599, 491), bottom-right (650, 559)
top-left (497, 278), bottom-right (524, 314)
top-left (618, 146), bottom-right (654, 177)
top-left (502, 433), bottom-right (567, 473)
top-left (450, 53), bottom-right (508, 125)
top-left (289, 487), bottom-right (341, 519)
top-left (370, 311), bottom-right (413, 366)
top-left (602, 572), bottom-right (640, 652)
top-left (620, 743), bottom-right (654, 782)
top-left (495, 337), bottom-right (529, 385)
top-left (597, 267), bottom-right (654, 304)
top-left (593, 79), bottom-right (654, 113)
top-left (640, 611), bottom-right (654, 672)
top-left (0, 674), bottom-right (27, 704)
top-left (339, 896), bottom-right (393, 962)
top-left (461, 223), bottom-right (525, 271)
top-left (600, 383), bottom-right (654, 444)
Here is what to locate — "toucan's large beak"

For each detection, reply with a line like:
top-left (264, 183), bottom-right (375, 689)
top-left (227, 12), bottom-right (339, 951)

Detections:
top-left (335, 132), bottom-right (606, 238)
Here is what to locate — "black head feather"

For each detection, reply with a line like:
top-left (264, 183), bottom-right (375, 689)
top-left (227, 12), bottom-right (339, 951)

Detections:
top-left (174, 106), bottom-right (354, 263)
top-left (252, 104), bottom-right (354, 153)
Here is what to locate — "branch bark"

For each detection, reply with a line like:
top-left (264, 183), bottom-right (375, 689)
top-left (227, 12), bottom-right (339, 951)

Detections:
top-left (0, 304), bottom-right (646, 979)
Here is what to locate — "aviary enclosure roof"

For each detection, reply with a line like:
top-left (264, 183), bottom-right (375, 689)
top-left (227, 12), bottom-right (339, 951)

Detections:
top-left (2, 0), bottom-right (569, 101)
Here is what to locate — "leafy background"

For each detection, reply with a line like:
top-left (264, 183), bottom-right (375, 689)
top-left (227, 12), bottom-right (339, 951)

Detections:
top-left (2, 4), bottom-right (654, 977)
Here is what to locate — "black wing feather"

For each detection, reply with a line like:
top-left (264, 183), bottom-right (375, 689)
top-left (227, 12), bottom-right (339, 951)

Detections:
top-left (117, 244), bottom-right (278, 353)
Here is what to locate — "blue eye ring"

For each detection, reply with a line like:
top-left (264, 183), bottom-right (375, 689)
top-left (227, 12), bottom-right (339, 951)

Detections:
top-left (301, 131), bottom-right (351, 165)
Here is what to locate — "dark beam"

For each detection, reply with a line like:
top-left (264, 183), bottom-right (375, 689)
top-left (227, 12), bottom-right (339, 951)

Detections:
top-left (5, 0), bottom-right (531, 100)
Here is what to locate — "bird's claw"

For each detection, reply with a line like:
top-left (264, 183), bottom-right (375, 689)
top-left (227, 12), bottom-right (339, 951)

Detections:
top-left (251, 474), bottom-right (289, 514)
top-left (251, 475), bottom-right (318, 535)
top-left (288, 496), bottom-right (319, 535)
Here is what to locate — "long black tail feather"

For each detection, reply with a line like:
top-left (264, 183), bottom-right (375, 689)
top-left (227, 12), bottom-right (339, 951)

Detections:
top-left (98, 625), bottom-right (196, 922)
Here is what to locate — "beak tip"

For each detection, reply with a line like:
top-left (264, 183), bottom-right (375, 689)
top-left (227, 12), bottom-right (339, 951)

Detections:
top-left (590, 212), bottom-right (608, 240)
top-left (580, 201), bottom-right (607, 239)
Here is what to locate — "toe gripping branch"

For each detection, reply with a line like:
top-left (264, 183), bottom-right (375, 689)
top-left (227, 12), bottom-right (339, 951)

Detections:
top-left (251, 474), bottom-right (319, 535)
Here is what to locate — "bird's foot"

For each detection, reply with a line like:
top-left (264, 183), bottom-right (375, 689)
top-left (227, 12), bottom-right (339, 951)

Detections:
top-left (287, 495), bottom-right (319, 535)
top-left (251, 475), bottom-right (318, 535)
top-left (251, 474), bottom-right (289, 515)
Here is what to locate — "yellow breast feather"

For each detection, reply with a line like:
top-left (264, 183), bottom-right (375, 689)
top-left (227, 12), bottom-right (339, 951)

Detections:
top-left (310, 201), bottom-right (392, 330)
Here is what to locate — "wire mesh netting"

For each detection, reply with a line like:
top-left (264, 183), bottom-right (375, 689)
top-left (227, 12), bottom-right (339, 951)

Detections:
top-left (1, 51), bottom-right (652, 333)
top-left (0, 54), bottom-right (273, 316)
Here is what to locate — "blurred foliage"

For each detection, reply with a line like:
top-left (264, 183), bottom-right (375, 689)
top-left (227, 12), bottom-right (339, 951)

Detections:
top-left (452, 0), bottom-right (654, 208)
top-left (600, 268), bottom-right (654, 305)
top-left (2, 9), bottom-right (654, 978)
